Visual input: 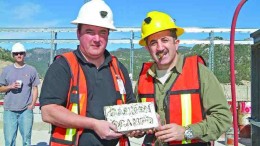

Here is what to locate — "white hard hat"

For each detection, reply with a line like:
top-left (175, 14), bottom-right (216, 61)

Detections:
top-left (71, 0), bottom-right (116, 31)
top-left (11, 42), bottom-right (26, 53)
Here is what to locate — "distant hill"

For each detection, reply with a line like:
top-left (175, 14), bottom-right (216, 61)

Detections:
top-left (0, 60), bottom-right (12, 73)
top-left (0, 47), bottom-right (14, 62)
top-left (25, 48), bottom-right (72, 78)
top-left (186, 44), bottom-right (251, 84)
top-left (0, 44), bottom-right (251, 84)
top-left (0, 48), bottom-right (14, 73)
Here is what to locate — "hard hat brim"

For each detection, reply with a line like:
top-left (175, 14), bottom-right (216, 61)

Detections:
top-left (139, 27), bottom-right (184, 46)
top-left (71, 20), bottom-right (117, 31)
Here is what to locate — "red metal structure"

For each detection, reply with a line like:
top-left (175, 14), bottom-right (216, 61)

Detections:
top-left (230, 0), bottom-right (248, 146)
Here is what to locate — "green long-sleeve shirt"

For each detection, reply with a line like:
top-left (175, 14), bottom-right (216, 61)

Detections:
top-left (135, 54), bottom-right (232, 142)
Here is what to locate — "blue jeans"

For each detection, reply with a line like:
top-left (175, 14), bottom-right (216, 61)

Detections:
top-left (3, 109), bottom-right (34, 146)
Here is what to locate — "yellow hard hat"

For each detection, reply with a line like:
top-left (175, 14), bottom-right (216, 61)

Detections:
top-left (139, 11), bottom-right (184, 46)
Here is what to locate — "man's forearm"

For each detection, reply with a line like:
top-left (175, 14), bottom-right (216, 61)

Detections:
top-left (31, 86), bottom-right (38, 105)
top-left (0, 85), bottom-right (11, 93)
top-left (41, 104), bottom-right (97, 129)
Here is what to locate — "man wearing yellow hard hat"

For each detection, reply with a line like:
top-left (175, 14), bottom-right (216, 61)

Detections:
top-left (135, 11), bottom-right (232, 146)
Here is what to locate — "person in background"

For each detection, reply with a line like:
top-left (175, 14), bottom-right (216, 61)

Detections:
top-left (39, 0), bottom-right (137, 145)
top-left (0, 42), bottom-right (40, 146)
top-left (135, 11), bottom-right (232, 146)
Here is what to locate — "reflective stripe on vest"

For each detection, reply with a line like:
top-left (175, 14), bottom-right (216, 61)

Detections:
top-left (138, 55), bottom-right (205, 145)
top-left (50, 52), bottom-right (128, 146)
top-left (50, 52), bottom-right (87, 146)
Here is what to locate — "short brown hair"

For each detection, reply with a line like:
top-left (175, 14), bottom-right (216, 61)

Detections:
top-left (77, 24), bottom-right (82, 32)
top-left (169, 29), bottom-right (177, 39)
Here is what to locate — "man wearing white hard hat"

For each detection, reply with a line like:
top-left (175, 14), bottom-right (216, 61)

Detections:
top-left (0, 42), bottom-right (40, 146)
top-left (40, 0), bottom-right (136, 145)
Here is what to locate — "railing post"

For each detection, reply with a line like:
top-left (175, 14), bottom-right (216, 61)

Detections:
top-left (209, 31), bottom-right (214, 72)
top-left (130, 31), bottom-right (134, 81)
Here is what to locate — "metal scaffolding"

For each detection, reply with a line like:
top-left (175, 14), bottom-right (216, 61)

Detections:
top-left (0, 27), bottom-right (257, 76)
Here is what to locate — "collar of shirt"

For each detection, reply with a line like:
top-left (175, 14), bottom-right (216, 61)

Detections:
top-left (74, 46), bottom-right (112, 67)
top-left (147, 53), bottom-right (185, 78)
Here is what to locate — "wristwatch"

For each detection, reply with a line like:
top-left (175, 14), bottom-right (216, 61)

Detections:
top-left (184, 126), bottom-right (194, 140)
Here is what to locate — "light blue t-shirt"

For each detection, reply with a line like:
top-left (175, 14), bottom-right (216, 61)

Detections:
top-left (0, 64), bottom-right (40, 111)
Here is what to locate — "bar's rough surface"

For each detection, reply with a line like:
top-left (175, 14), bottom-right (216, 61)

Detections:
top-left (104, 102), bottom-right (158, 133)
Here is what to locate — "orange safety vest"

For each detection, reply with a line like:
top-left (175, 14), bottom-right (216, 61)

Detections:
top-left (50, 52), bottom-right (129, 146)
top-left (138, 55), bottom-right (206, 145)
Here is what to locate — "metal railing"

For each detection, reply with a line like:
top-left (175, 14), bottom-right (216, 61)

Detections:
top-left (0, 27), bottom-right (258, 76)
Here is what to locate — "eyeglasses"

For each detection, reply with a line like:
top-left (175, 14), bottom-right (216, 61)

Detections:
top-left (13, 52), bottom-right (25, 56)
